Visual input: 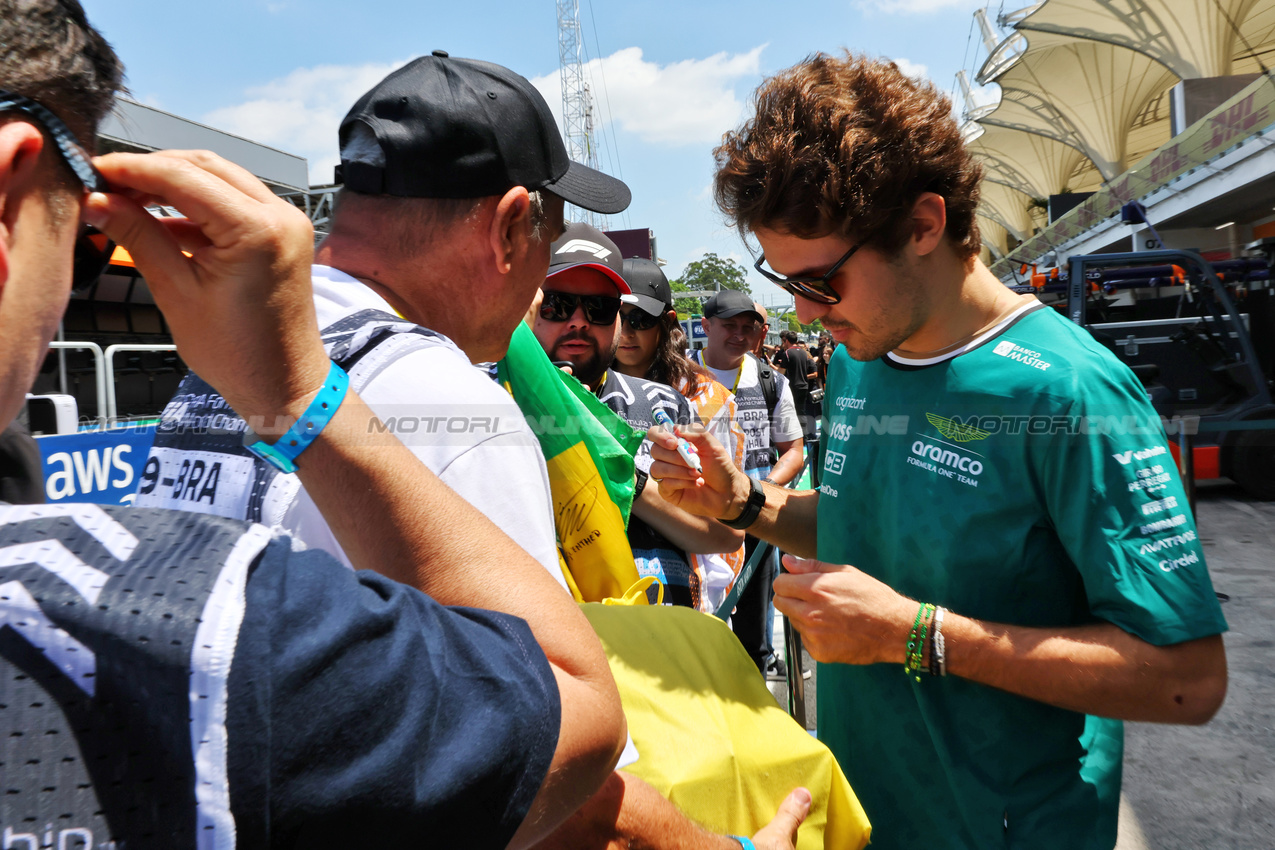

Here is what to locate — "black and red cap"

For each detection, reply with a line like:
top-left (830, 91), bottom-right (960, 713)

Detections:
top-left (546, 222), bottom-right (633, 295)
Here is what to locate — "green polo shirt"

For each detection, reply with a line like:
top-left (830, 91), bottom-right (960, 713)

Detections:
top-left (816, 301), bottom-right (1227, 850)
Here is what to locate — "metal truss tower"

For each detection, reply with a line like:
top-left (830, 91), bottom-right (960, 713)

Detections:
top-left (556, 0), bottom-right (602, 227)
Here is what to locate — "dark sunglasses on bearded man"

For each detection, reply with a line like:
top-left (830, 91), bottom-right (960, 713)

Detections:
top-left (0, 90), bottom-right (114, 294)
top-left (539, 290), bottom-right (624, 325)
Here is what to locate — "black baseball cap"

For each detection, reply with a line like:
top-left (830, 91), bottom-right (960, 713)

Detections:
top-left (622, 258), bottom-right (672, 316)
top-left (338, 51), bottom-right (631, 213)
top-left (704, 289), bottom-right (762, 321)
top-left (547, 222), bottom-right (633, 295)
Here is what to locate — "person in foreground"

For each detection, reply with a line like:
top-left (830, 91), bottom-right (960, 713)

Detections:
top-left (1, 4), bottom-right (630, 846)
top-left (649, 52), bottom-right (1228, 850)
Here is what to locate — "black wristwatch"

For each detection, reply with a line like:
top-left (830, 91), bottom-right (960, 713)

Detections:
top-left (633, 468), bottom-right (648, 499)
top-left (720, 476), bottom-right (766, 530)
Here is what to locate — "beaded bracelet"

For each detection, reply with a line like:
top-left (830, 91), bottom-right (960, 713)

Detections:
top-left (904, 602), bottom-right (936, 681)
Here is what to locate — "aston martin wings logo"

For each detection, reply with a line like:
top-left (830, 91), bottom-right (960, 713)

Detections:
top-left (926, 412), bottom-right (991, 442)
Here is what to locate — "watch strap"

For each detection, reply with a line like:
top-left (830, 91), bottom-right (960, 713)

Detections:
top-left (720, 476), bottom-right (765, 530)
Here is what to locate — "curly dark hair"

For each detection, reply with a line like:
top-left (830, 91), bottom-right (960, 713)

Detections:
top-left (713, 51), bottom-right (982, 259)
top-left (1, 0), bottom-right (124, 146)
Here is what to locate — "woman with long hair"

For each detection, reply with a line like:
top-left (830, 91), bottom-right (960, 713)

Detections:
top-left (614, 259), bottom-right (748, 614)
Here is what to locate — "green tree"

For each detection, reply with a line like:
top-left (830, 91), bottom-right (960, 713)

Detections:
top-left (670, 252), bottom-right (751, 319)
top-left (670, 280), bottom-right (702, 319)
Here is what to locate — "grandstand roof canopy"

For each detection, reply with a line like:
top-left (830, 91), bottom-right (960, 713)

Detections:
top-left (967, 122), bottom-right (1103, 199)
top-left (977, 180), bottom-right (1041, 242)
top-left (1015, 0), bottom-right (1275, 80)
top-left (979, 39), bottom-right (1178, 180)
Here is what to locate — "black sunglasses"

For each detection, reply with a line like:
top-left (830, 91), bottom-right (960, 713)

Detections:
top-left (540, 290), bottom-right (623, 325)
top-left (619, 307), bottom-right (661, 331)
top-left (753, 239), bottom-right (864, 305)
top-left (0, 90), bottom-right (114, 294)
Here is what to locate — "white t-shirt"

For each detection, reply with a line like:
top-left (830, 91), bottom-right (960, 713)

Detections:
top-left (137, 266), bottom-right (566, 592)
top-left (695, 353), bottom-right (803, 479)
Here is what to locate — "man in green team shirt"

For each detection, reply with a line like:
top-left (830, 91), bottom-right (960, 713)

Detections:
top-left (650, 53), bottom-right (1229, 850)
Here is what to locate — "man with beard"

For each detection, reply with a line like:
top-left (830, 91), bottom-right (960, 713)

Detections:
top-left (532, 223), bottom-right (740, 607)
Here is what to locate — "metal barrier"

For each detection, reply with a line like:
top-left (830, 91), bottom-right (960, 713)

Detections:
top-left (104, 344), bottom-right (178, 421)
top-left (46, 341), bottom-right (106, 425)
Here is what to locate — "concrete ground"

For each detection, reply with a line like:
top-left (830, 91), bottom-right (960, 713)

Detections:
top-left (767, 479), bottom-right (1274, 848)
top-left (1117, 481), bottom-right (1275, 849)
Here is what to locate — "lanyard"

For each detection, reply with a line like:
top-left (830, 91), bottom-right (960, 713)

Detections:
top-left (694, 350), bottom-right (743, 394)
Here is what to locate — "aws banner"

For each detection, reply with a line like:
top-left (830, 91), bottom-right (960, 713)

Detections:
top-left (35, 425), bottom-right (157, 505)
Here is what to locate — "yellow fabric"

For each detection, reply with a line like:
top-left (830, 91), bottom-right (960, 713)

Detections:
top-left (545, 441), bottom-right (648, 604)
top-left (581, 604), bottom-right (871, 850)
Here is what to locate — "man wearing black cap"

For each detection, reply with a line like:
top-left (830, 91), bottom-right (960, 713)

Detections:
top-left (532, 224), bottom-right (742, 608)
top-left (129, 53), bottom-right (802, 849)
top-left (692, 291), bottom-right (804, 676)
top-left (138, 52), bottom-right (631, 589)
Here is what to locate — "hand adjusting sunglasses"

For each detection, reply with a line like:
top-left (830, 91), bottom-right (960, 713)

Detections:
top-left (753, 238), bottom-right (865, 305)
top-left (0, 90), bottom-right (114, 294)
top-left (539, 290), bottom-right (623, 325)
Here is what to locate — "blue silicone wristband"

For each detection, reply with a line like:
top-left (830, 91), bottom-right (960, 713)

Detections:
top-left (243, 360), bottom-right (349, 473)
top-left (729, 837), bottom-right (757, 850)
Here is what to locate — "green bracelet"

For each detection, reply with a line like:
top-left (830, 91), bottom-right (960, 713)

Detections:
top-left (904, 602), bottom-right (935, 681)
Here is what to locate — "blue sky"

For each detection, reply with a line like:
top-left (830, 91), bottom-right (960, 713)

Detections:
top-left (81, 0), bottom-right (1000, 309)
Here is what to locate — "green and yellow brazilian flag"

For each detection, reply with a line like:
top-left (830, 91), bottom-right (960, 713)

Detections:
top-left (497, 322), bottom-right (651, 603)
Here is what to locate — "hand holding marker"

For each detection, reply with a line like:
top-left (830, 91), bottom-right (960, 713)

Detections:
top-left (653, 408), bottom-right (702, 473)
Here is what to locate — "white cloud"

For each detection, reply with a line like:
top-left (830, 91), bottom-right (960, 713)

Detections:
top-left (530, 45), bottom-right (766, 148)
top-left (891, 58), bottom-right (930, 81)
top-left (203, 59), bottom-right (410, 184)
top-left (856, 0), bottom-right (986, 13)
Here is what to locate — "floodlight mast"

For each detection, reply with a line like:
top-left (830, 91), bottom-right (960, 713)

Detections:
top-left (556, 0), bottom-right (602, 228)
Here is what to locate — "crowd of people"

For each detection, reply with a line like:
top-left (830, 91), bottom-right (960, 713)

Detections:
top-left (1, 2), bottom-right (1230, 848)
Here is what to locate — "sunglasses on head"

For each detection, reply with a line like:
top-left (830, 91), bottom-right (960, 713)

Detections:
top-left (539, 290), bottom-right (623, 325)
top-left (619, 307), bottom-right (661, 331)
top-left (0, 90), bottom-right (114, 294)
top-left (753, 238), bottom-right (865, 305)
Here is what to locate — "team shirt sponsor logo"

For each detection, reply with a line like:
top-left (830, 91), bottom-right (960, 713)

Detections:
top-left (1128, 464), bottom-right (1172, 493)
top-left (826, 420), bottom-right (855, 441)
top-left (1159, 550), bottom-right (1200, 573)
top-left (1140, 513), bottom-right (1188, 534)
top-left (1139, 530), bottom-right (1197, 554)
top-left (1113, 445), bottom-right (1168, 465)
top-left (1141, 495), bottom-right (1178, 515)
top-left (992, 339), bottom-right (1052, 371)
top-left (834, 396), bottom-right (867, 411)
top-left (925, 412), bottom-right (991, 443)
top-left (824, 450), bottom-right (846, 476)
top-left (907, 439), bottom-right (984, 487)
top-left (901, 413), bottom-right (990, 488)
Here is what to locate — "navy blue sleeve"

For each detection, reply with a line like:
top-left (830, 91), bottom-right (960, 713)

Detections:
top-left (227, 544), bottom-right (560, 850)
